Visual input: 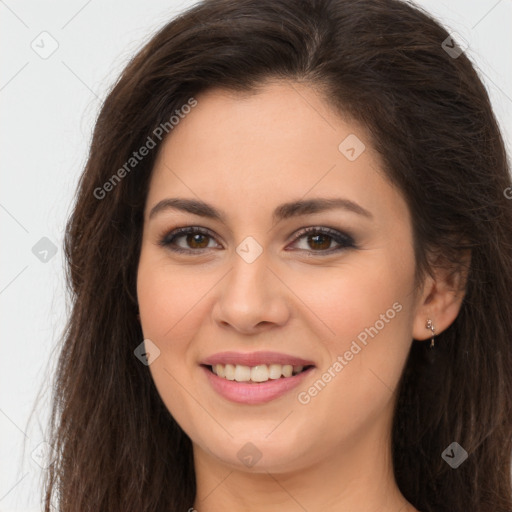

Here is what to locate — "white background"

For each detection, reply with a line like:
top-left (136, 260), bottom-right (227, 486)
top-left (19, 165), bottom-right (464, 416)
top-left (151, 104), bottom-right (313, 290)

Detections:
top-left (1, 0), bottom-right (511, 510)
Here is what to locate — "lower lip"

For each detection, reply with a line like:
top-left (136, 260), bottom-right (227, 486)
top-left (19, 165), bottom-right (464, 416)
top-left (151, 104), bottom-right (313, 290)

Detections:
top-left (201, 365), bottom-right (315, 405)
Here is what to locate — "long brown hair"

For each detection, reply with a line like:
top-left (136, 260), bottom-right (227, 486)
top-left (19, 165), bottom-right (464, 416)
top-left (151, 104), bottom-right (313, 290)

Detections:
top-left (41, 0), bottom-right (512, 510)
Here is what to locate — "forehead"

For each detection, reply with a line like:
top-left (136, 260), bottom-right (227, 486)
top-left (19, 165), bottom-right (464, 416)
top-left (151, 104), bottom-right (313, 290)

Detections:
top-left (145, 81), bottom-right (406, 224)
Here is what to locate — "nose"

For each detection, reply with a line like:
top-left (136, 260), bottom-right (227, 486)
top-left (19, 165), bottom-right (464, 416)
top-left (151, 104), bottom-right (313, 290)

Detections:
top-left (212, 252), bottom-right (291, 335)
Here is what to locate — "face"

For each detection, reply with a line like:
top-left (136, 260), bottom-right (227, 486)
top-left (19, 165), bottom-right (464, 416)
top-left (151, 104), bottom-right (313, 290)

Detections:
top-left (136, 81), bottom-right (421, 474)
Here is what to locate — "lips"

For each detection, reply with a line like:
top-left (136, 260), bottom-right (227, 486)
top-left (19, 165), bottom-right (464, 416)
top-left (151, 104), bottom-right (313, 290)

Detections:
top-left (201, 351), bottom-right (315, 383)
top-left (200, 351), bottom-right (316, 404)
top-left (201, 351), bottom-right (316, 368)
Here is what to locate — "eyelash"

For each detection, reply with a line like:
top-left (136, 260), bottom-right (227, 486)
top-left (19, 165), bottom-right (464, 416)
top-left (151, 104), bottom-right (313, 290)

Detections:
top-left (157, 226), bottom-right (356, 255)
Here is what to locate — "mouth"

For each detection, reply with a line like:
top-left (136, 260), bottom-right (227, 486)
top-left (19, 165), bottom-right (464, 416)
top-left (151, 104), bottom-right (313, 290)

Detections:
top-left (202, 363), bottom-right (314, 383)
top-left (200, 351), bottom-right (316, 404)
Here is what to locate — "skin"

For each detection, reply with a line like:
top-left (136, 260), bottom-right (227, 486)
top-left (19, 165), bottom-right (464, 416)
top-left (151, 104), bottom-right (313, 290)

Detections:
top-left (136, 80), bottom-right (466, 512)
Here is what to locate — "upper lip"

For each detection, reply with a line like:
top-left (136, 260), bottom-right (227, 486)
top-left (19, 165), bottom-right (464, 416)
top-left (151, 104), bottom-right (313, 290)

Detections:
top-left (201, 351), bottom-right (316, 367)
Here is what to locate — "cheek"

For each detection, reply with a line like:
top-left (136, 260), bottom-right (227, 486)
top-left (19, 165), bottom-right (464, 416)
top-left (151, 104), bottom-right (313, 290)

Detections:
top-left (295, 251), bottom-right (415, 427)
top-left (293, 251), bottom-right (414, 352)
top-left (136, 255), bottom-right (211, 433)
top-left (136, 253), bottom-right (210, 348)
top-left (136, 255), bottom-right (193, 383)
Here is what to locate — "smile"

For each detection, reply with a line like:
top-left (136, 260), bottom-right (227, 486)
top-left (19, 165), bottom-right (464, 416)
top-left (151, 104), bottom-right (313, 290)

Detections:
top-left (208, 363), bottom-right (311, 383)
top-left (200, 351), bottom-right (316, 404)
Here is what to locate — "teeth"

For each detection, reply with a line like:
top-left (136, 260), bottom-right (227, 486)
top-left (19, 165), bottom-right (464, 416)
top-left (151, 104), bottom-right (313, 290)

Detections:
top-left (224, 364), bottom-right (236, 380)
top-left (268, 364), bottom-right (282, 379)
top-left (251, 365), bottom-right (269, 382)
top-left (282, 364), bottom-right (293, 377)
top-left (210, 363), bottom-right (306, 383)
top-left (234, 365), bottom-right (251, 382)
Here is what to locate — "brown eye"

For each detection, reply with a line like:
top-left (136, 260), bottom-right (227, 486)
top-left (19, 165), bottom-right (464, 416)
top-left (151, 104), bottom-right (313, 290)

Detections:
top-left (185, 233), bottom-right (210, 249)
top-left (307, 233), bottom-right (333, 250)
top-left (159, 227), bottom-right (220, 253)
top-left (289, 227), bottom-right (355, 254)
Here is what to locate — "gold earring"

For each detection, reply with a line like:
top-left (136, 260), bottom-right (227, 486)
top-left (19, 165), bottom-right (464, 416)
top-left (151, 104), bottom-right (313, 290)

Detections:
top-left (426, 319), bottom-right (435, 348)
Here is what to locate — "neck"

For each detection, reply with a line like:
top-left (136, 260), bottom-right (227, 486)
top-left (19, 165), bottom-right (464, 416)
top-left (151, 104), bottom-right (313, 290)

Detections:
top-left (192, 412), bottom-right (418, 512)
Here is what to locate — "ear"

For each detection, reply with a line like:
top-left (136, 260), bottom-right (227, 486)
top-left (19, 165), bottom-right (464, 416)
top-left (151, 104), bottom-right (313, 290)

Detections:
top-left (412, 251), bottom-right (471, 340)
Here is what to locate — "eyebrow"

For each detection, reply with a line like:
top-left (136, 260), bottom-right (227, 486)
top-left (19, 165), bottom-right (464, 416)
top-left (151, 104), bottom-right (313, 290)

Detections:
top-left (148, 197), bottom-right (373, 222)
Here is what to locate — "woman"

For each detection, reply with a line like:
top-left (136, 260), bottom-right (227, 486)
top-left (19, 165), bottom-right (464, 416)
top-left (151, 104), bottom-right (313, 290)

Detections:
top-left (43, 0), bottom-right (512, 510)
